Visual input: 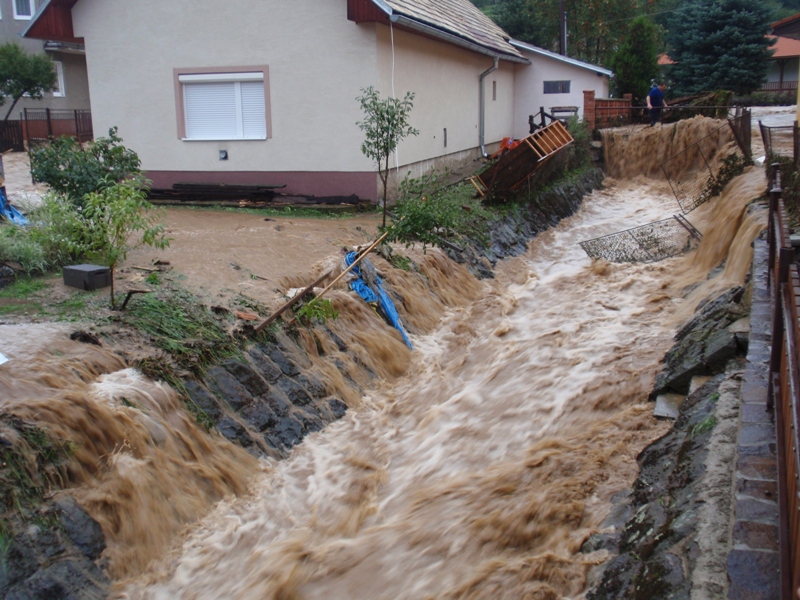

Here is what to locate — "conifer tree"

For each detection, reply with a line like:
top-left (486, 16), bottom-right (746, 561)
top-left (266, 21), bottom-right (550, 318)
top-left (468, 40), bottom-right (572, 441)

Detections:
top-left (666, 0), bottom-right (774, 96)
top-left (610, 16), bottom-right (660, 102)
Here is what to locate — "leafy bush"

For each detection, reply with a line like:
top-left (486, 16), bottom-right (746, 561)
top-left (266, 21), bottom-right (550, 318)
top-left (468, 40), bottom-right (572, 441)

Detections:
top-left (388, 170), bottom-right (492, 251)
top-left (733, 91), bottom-right (797, 107)
top-left (29, 127), bottom-right (142, 203)
top-left (0, 227), bottom-right (47, 274)
top-left (565, 116), bottom-right (592, 171)
top-left (296, 298), bottom-right (339, 325)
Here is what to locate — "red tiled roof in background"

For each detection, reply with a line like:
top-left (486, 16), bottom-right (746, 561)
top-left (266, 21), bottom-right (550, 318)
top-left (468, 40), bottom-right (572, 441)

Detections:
top-left (770, 35), bottom-right (800, 59)
top-left (658, 53), bottom-right (675, 65)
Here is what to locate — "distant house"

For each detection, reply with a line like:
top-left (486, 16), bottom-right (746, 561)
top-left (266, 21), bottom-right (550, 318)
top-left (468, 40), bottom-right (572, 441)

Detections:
top-left (772, 13), bottom-right (800, 41)
top-left (764, 35), bottom-right (800, 93)
top-left (24, 0), bottom-right (610, 201)
top-left (0, 0), bottom-right (90, 142)
top-left (510, 40), bottom-right (611, 139)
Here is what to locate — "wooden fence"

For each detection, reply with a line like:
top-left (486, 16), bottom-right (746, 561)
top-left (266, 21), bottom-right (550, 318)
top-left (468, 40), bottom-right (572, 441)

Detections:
top-left (767, 163), bottom-right (800, 599)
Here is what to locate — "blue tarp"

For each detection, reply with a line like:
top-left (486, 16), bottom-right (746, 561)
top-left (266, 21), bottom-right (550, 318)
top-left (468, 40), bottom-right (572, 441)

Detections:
top-left (0, 189), bottom-right (27, 226)
top-left (345, 251), bottom-right (413, 348)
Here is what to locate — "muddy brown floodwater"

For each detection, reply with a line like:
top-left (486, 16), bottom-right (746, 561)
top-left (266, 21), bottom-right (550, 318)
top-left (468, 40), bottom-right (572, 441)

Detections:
top-left (0, 117), bottom-right (768, 599)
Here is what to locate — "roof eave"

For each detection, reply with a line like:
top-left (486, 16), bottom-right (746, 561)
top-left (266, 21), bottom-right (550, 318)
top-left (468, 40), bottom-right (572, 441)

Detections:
top-left (22, 0), bottom-right (83, 44)
top-left (392, 14), bottom-right (527, 63)
top-left (509, 40), bottom-right (613, 76)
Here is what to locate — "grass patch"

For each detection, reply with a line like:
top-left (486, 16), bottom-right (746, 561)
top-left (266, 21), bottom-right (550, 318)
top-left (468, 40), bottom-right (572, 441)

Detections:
top-left (124, 285), bottom-right (239, 375)
top-left (0, 278), bottom-right (48, 299)
top-left (0, 417), bottom-right (73, 516)
top-left (690, 415), bottom-right (717, 439)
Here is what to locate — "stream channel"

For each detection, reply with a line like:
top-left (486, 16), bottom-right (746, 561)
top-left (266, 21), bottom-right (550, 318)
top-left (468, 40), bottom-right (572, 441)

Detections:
top-left (0, 118), bottom-right (769, 599)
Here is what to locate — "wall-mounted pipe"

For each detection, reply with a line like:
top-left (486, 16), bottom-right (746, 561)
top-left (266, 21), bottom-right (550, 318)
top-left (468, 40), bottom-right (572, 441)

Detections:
top-left (479, 56), bottom-right (499, 158)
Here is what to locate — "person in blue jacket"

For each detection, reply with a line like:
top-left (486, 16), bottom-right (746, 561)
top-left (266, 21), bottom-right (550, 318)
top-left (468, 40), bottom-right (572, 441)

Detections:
top-left (647, 82), bottom-right (667, 127)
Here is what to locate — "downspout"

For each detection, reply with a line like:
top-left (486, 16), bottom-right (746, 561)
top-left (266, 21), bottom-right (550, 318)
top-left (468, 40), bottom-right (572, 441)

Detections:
top-left (479, 57), bottom-right (499, 158)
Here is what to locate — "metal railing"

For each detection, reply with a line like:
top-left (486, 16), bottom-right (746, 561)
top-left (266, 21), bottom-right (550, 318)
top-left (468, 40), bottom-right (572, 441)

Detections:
top-left (595, 105), bottom-right (739, 131)
top-left (760, 81), bottom-right (799, 93)
top-left (766, 163), bottom-right (800, 599)
top-left (760, 120), bottom-right (799, 167)
top-left (23, 108), bottom-right (93, 143)
top-left (578, 214), bottom-right (702, 263)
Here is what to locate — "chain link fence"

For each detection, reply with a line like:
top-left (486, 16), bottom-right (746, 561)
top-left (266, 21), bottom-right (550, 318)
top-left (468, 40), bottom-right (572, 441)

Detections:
top-left (579, 215), bottom-right (702, 263)
top-left (759, 120), bottom-right (798, 166)
top-left (661, 112), bottom-right (750, 214)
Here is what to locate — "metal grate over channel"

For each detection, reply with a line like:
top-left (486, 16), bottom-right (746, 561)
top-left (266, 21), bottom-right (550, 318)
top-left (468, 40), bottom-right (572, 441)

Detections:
top-left (579, 215), bottom-right (702, 264)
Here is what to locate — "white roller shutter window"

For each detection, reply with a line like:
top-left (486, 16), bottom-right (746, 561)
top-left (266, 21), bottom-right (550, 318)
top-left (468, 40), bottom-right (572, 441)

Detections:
top-left (183, 78), bottom-right (267, 140)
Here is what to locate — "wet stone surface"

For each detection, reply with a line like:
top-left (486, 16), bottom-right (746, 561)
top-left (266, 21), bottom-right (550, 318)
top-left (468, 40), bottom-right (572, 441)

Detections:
top-left (0, 497), bottom-right (110, 600)
top-left (587, 289), bottom-right (751, 600)
top-left (184, 331), bottom-right (346, 458)
top-left (447, 168), bottom-right (605, 278)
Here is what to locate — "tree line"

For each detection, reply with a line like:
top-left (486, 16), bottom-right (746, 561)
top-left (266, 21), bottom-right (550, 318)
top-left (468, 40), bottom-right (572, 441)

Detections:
top-left (476, 0), bottom-right (793, 100)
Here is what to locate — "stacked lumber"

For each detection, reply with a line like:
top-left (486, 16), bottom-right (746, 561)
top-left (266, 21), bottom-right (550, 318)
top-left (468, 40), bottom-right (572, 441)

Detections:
top-left (148, 182), bottom-right (285, 202)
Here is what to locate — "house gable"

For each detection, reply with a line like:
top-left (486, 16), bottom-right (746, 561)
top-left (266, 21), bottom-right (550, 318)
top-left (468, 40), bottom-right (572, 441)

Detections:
top-left (23, 0), bottom-right (81, 43)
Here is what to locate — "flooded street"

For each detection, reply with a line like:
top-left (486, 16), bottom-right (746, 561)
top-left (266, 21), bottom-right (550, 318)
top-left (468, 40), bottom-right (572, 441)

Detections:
top-left (117, 169), bottom-right (759, 599)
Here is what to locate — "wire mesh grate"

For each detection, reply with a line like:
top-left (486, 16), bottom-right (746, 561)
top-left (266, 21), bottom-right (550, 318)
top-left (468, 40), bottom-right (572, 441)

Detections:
top-left (661, 116), bottom-right (748, 214)
top-left (579, 216), bottom-right (701, 263)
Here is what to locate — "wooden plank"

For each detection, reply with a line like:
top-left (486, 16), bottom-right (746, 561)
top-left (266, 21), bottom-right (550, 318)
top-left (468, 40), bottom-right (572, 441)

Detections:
top-left (253, 269), bottom-right (332, 334)
top-left (468, 177), bottom-right (486, 197)
top-left (524, 138), bottom-right (544, 158)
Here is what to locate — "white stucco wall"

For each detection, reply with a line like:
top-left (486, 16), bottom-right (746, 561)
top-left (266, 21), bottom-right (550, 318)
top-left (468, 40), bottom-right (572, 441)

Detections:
top-left (72, 0), bottom-right (378, 175)
top-left (512, 49), bottom-right (609, 139)
top-left (767, 58), bottom-right (799, 83)
top-left (375, 26), bottom-right (516, 171)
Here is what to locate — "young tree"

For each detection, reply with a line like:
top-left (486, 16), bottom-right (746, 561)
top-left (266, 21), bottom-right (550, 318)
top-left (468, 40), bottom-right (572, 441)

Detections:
top-left (0, 43), bottom-right (57, 122)
top-left (666, 0), bottom-right (774, 96)
top-left (610, 16), bottom-right (660, 102)
top-left (357, 87), bottom-right (419, 227)
top-left (81, 177), bottom-right (170, 308)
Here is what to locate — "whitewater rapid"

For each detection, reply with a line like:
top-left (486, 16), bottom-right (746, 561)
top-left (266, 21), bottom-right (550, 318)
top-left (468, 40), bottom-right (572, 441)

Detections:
top-left (118, 174), bottom-right (725, 599)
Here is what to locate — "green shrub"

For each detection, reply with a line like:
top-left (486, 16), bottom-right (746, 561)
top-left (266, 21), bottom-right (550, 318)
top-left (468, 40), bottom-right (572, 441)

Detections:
top-left (296, 298), bottom-right (339, 324)
top-left (0, 227), bottom-right (47, 274)
top-left (29, 127), bottom-right (142, 203)
top-left (388, 170), bottom-right (492, 251)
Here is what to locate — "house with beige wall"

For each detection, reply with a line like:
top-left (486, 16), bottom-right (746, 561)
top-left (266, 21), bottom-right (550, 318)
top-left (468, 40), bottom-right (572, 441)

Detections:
top-left (25, 0), bottom-right (609, 202)
top-left (510, 40), bottom-right (611, 140)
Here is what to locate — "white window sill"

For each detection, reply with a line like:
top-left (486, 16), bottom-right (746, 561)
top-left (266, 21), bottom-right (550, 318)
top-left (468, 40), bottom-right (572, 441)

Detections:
top-left (182, 137), bottom-right (267, 141)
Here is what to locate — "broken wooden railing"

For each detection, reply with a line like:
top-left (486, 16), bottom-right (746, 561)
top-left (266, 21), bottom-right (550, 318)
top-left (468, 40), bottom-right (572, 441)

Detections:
top-left (766, 164), bottom-right (800, 599)
top-left (578, 214), bottom-right (702, 263)
top-left (469, 120), bottom-right (573, 202)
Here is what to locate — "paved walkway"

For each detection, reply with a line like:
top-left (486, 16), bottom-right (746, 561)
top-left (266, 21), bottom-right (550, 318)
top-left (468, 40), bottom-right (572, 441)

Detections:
top-left (727, 233), bottom-right (780, 600)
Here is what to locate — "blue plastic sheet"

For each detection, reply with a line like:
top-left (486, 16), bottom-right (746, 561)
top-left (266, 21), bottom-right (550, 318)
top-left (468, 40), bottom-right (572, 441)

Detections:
top-left (0, 189), bottom-right (27, 226)
top-left (345, 251), bottom-right (413, 348)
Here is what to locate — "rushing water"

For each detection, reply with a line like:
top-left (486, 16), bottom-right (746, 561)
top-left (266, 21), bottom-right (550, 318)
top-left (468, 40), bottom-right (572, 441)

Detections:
top-left (0, 118), bottom-right (767, 599)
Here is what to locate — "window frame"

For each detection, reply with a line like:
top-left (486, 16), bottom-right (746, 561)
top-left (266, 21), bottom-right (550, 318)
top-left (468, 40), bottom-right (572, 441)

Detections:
top-left (13, 0), bottom-right (35, 20)
top-left (543, 80), bottom-right (571, 94)
top-left (52, 61), bottom-right (65, 97)
top-left (174, 66), bottom-right (271, 142)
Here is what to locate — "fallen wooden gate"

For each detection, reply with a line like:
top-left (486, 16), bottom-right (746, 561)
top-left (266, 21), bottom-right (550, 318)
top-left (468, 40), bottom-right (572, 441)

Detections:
top-left (469, 120), bottom-right (573, 201)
